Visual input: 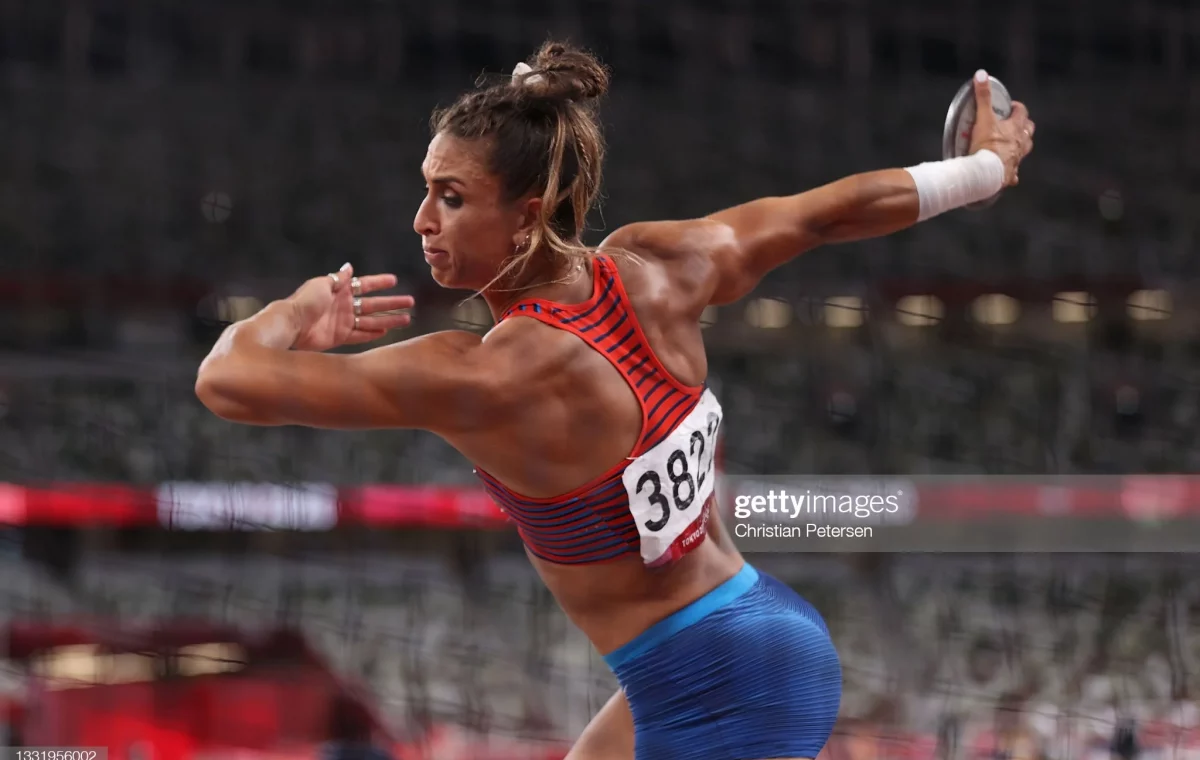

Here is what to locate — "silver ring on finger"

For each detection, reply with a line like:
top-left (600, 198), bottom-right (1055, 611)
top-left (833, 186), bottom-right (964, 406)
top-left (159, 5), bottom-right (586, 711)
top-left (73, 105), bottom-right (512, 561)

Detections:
top-left (353, 297), bottom-right (363, 317)
top-left (351, 276), bottom-right (362, 297)
top-left (328, 272), bottom-right (340, 287)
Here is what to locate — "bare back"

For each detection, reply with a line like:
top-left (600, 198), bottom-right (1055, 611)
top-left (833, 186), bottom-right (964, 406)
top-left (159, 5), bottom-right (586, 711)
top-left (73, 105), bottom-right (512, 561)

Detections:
top-left (443, 239), bottom-right (744, 654)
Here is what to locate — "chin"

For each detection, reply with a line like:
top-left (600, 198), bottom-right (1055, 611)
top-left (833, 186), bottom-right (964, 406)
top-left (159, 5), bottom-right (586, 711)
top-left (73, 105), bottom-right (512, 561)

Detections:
top-left (430, 262), bottom-right (488, 292)
top-left (429, 267), bottom-right (454, 288)
top-left (429, 265), bottom-right (476, 292)
top-left (426, 256), bottom-right (457, 287)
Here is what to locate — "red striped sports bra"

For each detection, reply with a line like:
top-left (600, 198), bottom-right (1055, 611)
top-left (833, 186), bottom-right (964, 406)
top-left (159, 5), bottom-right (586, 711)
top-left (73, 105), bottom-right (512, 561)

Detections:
top-left (474, 255), bottom-right (723, 566)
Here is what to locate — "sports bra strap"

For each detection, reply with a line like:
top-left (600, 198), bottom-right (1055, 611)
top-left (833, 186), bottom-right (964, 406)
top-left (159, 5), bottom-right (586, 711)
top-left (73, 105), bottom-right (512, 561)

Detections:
top-left (497, 255), bottom-right (703, 455)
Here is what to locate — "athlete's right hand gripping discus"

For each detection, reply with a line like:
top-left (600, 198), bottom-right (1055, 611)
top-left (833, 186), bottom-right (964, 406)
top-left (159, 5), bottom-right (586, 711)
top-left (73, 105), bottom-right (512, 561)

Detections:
top-left (942, 73), bottom-right (1014, 210)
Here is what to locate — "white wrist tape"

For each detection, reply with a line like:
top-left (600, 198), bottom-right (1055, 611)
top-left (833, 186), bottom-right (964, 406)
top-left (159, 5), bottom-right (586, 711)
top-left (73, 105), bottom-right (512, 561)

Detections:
top-left (904, 150), bottom-right (1005, 222)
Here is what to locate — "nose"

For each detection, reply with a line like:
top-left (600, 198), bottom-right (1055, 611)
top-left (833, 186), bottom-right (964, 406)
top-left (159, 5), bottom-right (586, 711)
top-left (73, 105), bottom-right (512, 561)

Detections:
top-left (413, 194), bottom-right (439, 238)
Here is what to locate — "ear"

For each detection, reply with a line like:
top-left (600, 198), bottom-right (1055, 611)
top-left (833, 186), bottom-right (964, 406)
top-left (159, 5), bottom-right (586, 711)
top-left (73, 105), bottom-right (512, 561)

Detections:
top-left (511, 196), bottom-right (542, 248)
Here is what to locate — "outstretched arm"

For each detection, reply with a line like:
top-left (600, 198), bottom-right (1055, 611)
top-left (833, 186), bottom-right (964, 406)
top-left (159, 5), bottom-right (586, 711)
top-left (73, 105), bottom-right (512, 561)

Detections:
top-left (611, 72), bottom-right (1035, 308)
top-left (700, 168), bottom-right (926, 304)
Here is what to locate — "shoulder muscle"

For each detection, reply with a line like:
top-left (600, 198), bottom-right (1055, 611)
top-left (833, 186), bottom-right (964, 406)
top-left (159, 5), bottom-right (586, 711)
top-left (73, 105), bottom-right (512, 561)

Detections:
top-left (600, 220), bottom-right (732, 316)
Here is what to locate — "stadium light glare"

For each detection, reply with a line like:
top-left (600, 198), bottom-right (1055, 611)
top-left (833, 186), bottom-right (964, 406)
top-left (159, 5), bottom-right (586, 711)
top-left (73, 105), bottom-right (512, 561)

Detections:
top-left (745, 298), bottom-right (792, 329)
top-left (1052, 292), bottom-right (1097, 323)
top-left (896, 295), bottom-right (942, 326)
top-left (824, 296), bottom-right (865, 328)
top-left (452, 298), bottom-right (492, 330)
top-left (971, 294), bottom-right (1020, 326)
top-left (1127, 289), bottom-right (1171, 321)
top-left (217, 296), bottom-right (263, 323)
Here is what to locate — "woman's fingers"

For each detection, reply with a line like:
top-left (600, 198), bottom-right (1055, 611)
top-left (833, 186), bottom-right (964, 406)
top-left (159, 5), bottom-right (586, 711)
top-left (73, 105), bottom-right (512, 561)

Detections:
top-left (320, 263), bottom-right (414, 346)
top-left (345, 327), bottom-right (390, 345)
top-left (328, 262), bottom-right (353, 291)
top-left (358, 295), bottom-right (415, 315)
top-left (345, 308), bottom-right (408, 344)
top-left (329, 264), bottom-right (396, 296)
top-left (353, 312), bottom-right (412, 333)
top-left (354, 273), bottom-right (399, 294)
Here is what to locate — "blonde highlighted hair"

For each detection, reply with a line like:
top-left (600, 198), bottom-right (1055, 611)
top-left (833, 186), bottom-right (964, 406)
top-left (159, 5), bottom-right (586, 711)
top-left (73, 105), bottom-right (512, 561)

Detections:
top-left (430, 41), bottom-right (611, 292)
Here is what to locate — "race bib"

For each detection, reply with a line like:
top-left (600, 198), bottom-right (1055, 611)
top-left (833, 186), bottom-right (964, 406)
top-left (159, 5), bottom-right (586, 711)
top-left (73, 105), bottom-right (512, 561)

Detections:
top-left (622, 388), bottom-right (722, 565)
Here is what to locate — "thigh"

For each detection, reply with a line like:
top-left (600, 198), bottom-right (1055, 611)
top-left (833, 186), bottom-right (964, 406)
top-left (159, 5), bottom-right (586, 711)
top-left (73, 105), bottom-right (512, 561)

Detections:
top-left (564, 689), bottom-right (634, 760)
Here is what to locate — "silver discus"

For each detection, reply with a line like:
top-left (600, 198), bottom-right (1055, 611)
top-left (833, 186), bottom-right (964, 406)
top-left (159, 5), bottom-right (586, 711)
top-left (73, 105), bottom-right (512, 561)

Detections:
top-left (942, 74), bottom-right (1013, 210)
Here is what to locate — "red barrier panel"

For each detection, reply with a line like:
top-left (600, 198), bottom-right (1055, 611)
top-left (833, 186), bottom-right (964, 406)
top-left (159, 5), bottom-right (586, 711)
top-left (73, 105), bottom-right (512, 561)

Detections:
top-left (4, 476), bottom-right (1200, 528)
top-left (19, 484), bottom-right (156, 526)
top-left (342, 484), bottom-right (508, 528)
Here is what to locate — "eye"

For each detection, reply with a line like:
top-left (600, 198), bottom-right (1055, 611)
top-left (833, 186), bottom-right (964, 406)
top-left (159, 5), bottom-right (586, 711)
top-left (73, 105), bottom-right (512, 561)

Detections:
top-left (441, 193), bottom-right (463, 209)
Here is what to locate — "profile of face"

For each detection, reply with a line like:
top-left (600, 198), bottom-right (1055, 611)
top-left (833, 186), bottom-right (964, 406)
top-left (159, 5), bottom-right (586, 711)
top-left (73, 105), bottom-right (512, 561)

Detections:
top-left (413, 133), bottom-right (539, 290)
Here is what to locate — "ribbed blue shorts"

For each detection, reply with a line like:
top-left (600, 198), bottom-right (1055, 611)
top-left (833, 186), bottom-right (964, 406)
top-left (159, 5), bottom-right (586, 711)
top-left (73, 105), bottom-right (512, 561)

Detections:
top-left (603, 563), bottom-right (842, 760)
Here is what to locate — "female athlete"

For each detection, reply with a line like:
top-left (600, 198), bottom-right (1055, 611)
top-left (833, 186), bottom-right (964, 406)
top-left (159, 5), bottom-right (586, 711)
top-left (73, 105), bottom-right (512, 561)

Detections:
top-left (197, 43), bottom-right (1034, 760)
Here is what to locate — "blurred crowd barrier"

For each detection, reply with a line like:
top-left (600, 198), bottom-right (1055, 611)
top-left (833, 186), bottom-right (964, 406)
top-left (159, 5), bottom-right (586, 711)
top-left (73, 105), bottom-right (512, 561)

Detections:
top-left (1, 552), bottom-right (1198, 757)
top-left (4, 332), bottom-right (1200, 481)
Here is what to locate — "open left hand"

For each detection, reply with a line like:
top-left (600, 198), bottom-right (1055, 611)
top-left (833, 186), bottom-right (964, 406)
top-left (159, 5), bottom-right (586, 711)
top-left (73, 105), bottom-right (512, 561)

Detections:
top-left (288, 262), bottom-right (414, 351)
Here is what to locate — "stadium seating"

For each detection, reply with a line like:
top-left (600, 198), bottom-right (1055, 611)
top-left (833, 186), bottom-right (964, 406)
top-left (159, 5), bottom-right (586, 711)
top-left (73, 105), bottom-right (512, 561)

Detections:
top-left (2, 553), bottom-right (1198, 753)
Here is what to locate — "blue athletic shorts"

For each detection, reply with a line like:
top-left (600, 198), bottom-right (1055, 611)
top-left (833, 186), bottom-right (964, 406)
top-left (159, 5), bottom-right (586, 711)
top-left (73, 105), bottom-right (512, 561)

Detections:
top-left (602, 563), bottom-right (842, 760)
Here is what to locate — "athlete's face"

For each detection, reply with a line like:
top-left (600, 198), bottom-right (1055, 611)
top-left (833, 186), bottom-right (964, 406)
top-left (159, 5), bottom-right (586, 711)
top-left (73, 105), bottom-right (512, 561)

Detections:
top-left (414, 133), bottom-right (538, 290)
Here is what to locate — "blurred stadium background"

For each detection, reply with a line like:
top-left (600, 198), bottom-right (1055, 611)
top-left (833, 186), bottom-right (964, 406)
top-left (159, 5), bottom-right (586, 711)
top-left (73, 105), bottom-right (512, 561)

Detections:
top-left (3, 0), bottom-right (1200, 757)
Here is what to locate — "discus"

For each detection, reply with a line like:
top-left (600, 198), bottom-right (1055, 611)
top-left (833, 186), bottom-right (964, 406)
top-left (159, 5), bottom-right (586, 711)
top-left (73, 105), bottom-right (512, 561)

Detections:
top-left (942, 74), bottom-right (1013, 210)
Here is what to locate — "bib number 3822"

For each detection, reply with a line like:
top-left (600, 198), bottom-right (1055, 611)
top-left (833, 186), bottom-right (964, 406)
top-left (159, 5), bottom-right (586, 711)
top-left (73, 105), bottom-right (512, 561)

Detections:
top-left (622, 389), bottom-right (722, 565)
